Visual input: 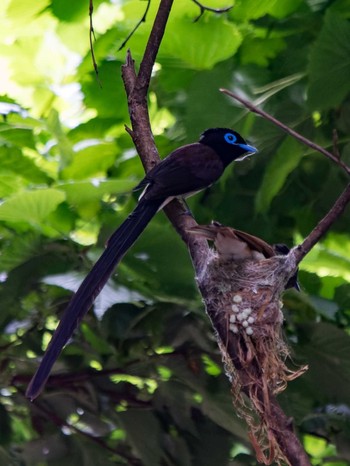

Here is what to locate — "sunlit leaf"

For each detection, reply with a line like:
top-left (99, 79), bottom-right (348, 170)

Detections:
top-left (0, 146), bottom-right (50, 183)
top-left (0, 189), bottom-right (65, 224)
top-left (61, 142), bottom-right (118, 180)
top-left (300, 241), bottom-right (350, 282)
top-left (160, 16), bottom-right (242, 70)
top-left (0, 174), bottom-right (27, 197)
top-left (230, 0), bottom-right (277, 20)
top-left (269, 0), bottom-right (304, 18)
top-left (58, 178), bottom-right (135, 205)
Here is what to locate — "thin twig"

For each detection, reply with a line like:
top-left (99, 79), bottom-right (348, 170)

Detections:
top-left (192, 0), bottom-right (232, 22)
top-left (293, 182), bottom-right (350, 264)
top-left (220, 88), bottom-right (350, 175)
top-left (89, 0), bottom-right (101, 87)
top-left (118, 0), bottom-right (151, 51)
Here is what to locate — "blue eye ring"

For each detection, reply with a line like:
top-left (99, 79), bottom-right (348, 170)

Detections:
top-left (224, 133), bottom-right (237, 144)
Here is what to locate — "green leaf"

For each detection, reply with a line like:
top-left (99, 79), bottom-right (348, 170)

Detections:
top-left (160, 16), bottom-right (242, 70)
top-left (240, 37), bottom-right (286, 67)
top-left (5, 0), bottom-right (49, 25)
top-left (117, 410), bottom-right (162, 466)
top-left (0, 125), bottom-right (35, 148)
top-left (0, 174), bottom-right (27, 196)
top-left (0, 146), bottom-right (50, 183)
top-left (334, 283), bottom-right (350, 311)
top-left (255, 137), bottom-right (305, 213)
top-left (300, 236), bottom-right (350, 282)
top-left (308, 11), bottom-right (350, 110)
top-left (329, 0), bottom-right (350, 18)
top-left (230, 0), bottom-right (278, 20)
top-left (0, 188), bottom-right (65, 224)
top-left (299, 323), bottom-right (350, 403)
top-left (58, 178), bottom-right (135, 206)
top-left (0, 231), bottom-right (41, 271)
top-left (81, 61), bottom-right (129, 119)
top-left (46, 109), bottom-right (74, 168)
top-left (61, 142), bottom-right (118, 180)
top-left (50, 0), bottom-right (89, 22)
top-left (269, 0), bottom-right (304, 18)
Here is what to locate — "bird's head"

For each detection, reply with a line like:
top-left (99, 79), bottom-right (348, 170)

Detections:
top-left (200, 128), bottom-right (257, 166)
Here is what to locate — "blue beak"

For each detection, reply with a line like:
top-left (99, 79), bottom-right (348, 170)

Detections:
top-left (238, 143), bottom-right (258, 154)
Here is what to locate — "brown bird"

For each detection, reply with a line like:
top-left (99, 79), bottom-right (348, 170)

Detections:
top-left (187, 222), bottom-right (300, 289)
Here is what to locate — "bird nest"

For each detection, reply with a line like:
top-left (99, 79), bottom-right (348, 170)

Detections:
top-left (196, 250), bottom-right (307, 465)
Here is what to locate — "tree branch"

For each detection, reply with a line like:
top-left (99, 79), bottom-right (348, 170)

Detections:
top-left (218, 88), bottom-right (350, 264)
top-left (121, 0), bottom-right (209, 272)
top-left (293, 182), bottom-right (350, 264)
top-left (220, 88), bottom-right (350, 176)
top-left (120, 2), bottom-right (312, 463)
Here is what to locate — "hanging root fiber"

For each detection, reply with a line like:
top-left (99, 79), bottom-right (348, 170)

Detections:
top-left (196, 249), bottom-right (308, 465)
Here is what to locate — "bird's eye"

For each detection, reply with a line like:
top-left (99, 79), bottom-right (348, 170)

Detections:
top-left (224, 133), bottom-right (237, 144)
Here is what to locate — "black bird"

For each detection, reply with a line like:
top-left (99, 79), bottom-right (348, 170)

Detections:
top-left (187, 222), bottom-right (300, 290)
top-left (26, 128), bottom-right (257, 400)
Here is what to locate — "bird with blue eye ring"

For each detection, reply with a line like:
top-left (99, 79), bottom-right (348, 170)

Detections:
top-left (26, 127), bottom-right (257, 400)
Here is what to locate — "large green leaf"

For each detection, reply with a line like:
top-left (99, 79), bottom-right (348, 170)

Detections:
top-left (117, 410), bottom-right (162, 466)
top-left (0, 174), bottom-right (27, 197)
top-left (308, 11), bottom-right (350, 110)
top-left (255, 137), bottom-right (305, 213)
top-left (0, 146), bottom-right (50, 183)
top-left (298, 323), bottom-right (350, 403)
top-left (300, 235), bottom-right (350, 282)
top-left (240, 37), bottom-right (286, 67)
top-left (0, 125), bottom-right (35, 149)
top-left (58, 178), bottom-right (134, 205)
top-left (81, 61), bottom-right (129, 119)
top-left (160, 16), bottom-right (242, 70)
top-left (230, 0), bottom-right (277, 20)
top-left (269, 0), bottom-right (304, 18)
top-left (0, 188), bottom-right (65, 224)
top-left (61, 142), bottom-right (118, 180)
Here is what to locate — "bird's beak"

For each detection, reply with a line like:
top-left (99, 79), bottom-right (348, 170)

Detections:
top-left (238, 143), bottom-right (258, 154)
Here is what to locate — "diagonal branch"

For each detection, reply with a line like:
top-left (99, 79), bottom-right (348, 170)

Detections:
top-left (218, 88), bottom-right (350, 264)
top-left (220, 88), bottom-right (350, 176)
top-left (293, 182), bottom-right (350, 264)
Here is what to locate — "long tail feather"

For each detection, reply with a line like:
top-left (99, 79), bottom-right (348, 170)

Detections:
top-left (26, 199), bottom-right (162, 400)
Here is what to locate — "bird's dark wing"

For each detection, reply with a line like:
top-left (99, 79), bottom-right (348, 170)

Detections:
top-left (26, 198), bottom-right (162, 400)
top-left (141, 143), bottom-right (224, 200)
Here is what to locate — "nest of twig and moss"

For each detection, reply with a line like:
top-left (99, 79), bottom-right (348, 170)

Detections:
top-left (196, 250), bottom-right (308, 465)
